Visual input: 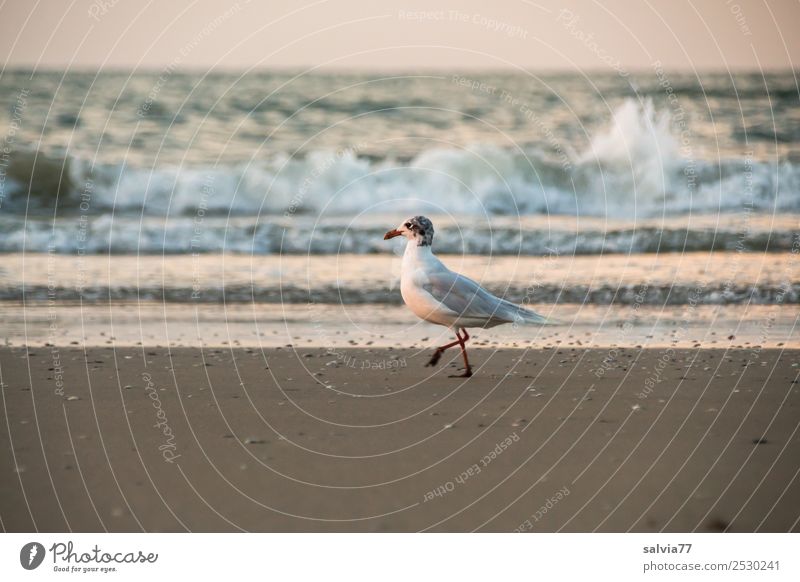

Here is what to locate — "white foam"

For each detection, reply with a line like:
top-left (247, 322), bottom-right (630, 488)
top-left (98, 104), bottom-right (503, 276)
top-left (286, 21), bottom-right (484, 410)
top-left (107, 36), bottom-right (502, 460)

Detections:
top-left (5, 99), bottom-right (799, 220)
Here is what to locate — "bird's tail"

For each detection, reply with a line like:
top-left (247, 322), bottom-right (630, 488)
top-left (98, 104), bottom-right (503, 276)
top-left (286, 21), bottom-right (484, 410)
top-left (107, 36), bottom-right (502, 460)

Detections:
top-left (510, 304), bottom-right (558, 326)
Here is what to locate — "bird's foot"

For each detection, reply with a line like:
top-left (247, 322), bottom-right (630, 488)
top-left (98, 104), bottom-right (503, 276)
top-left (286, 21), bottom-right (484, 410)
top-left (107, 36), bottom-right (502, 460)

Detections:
top-left (448, 368), bottom-right (473, 378)
top-left (426, 350), bottom-right (442, 367)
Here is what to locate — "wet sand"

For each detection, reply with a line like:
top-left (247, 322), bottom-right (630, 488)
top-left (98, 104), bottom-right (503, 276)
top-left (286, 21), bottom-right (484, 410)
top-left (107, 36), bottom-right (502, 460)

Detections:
top-left (1, 346), bottom-right (798, 532)
top-left (4, 302), bottom-right (798, 350)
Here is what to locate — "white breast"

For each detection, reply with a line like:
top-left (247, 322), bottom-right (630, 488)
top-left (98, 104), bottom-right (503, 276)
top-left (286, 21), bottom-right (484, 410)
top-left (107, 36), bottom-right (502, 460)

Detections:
top-left (399, 242), bottom-right (458, 327)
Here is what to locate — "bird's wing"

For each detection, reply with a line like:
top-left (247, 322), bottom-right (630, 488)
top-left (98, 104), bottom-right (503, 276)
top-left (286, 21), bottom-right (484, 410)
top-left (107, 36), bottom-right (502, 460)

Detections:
top-left (421, 269), bottom-right (515, 322)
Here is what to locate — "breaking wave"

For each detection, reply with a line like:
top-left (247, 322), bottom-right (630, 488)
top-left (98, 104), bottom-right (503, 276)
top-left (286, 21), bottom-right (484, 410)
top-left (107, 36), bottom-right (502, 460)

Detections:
top-left (2, 215), bottom-right (797, 255)
top-left (2, 98), bottom-right (798, 259)
top-left (1, 98), bottom-right (797, 223)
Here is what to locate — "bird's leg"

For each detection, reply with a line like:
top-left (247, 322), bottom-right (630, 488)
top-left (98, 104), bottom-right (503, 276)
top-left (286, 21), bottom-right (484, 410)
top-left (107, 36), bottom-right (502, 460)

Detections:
top-left (448, 327), bottom-right (473, 378)
top-left (426, 335), bottom-right (461, 367)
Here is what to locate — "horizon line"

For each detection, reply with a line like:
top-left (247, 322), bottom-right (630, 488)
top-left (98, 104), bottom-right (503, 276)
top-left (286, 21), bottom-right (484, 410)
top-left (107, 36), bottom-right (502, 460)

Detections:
top-left (3, 64), bottom-right (798, 76)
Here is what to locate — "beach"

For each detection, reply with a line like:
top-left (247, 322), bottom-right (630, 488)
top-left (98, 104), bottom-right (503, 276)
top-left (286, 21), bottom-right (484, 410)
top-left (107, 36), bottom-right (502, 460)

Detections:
top-left (2, 342), bottom-right (798, 532)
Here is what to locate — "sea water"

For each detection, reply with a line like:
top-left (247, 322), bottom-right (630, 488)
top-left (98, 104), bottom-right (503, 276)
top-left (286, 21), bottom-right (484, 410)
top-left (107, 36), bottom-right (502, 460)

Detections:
top-left (0, 69), bottom-right (797, 319)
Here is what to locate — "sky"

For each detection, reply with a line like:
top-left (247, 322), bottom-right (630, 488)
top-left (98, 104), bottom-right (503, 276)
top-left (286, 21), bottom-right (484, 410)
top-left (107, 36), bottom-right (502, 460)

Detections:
top-left (1, 0), bottom-right (798, 72)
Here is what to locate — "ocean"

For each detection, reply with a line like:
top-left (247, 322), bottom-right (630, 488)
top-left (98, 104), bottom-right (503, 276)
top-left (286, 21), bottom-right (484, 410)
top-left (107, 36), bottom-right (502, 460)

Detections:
top-left (0, 69), bottom-right (798, 321)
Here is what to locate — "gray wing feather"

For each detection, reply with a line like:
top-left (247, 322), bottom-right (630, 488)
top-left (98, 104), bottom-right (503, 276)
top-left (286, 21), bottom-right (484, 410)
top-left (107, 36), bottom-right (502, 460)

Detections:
top-left (422, 270), bottom-right (549, 325)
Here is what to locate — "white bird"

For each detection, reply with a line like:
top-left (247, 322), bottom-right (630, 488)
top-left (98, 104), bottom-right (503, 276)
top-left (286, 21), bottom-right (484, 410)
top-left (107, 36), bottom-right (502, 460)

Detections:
top-left (384, 216), bottom-right (551, 377)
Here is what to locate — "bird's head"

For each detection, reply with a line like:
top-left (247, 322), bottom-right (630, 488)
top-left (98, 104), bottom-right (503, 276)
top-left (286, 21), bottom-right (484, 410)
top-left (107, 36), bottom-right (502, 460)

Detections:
top-left (384, 215), bottom-right (434, 247)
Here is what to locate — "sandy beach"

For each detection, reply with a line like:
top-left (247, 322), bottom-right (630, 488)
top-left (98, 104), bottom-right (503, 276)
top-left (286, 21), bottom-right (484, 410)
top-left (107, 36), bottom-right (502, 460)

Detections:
top-left (2, 344), bottom-right (798, 532)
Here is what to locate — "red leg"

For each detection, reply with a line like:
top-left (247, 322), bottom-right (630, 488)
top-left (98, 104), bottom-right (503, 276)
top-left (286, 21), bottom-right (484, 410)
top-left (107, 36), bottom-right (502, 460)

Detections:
top-left (448, 328), bottom-right (473, 378)
top-left (426, 335), bottom-right (462, 367)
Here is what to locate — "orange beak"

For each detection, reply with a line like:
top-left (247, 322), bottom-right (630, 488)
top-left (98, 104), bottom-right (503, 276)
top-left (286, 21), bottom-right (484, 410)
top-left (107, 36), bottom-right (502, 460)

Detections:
top-left (383, 229), bottom-right (402, 240)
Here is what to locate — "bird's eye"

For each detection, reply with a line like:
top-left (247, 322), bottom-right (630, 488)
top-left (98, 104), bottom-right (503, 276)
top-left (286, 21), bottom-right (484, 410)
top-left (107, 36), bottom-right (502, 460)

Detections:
top-left (404, 222), bottom-right (411, 228)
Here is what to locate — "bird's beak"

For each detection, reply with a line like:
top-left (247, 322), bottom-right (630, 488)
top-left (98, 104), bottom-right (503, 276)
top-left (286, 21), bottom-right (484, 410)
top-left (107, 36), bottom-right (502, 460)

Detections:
top-left (383, 229), bottom-right (402, 240)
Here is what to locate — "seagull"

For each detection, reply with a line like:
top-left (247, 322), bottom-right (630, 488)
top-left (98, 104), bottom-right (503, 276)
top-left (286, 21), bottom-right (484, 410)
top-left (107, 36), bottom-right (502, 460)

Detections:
top-left (384, 216), bottom-right (551, 377)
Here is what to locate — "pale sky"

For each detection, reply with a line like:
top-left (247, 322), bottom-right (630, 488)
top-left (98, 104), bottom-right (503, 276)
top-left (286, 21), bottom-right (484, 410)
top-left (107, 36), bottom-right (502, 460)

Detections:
top-left (1, 0), bottom-right (798, 72)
